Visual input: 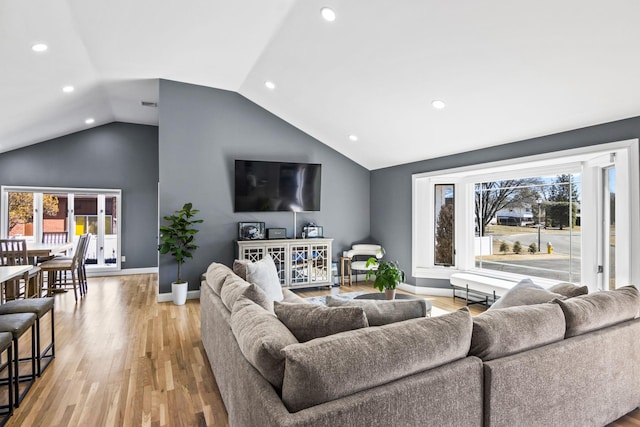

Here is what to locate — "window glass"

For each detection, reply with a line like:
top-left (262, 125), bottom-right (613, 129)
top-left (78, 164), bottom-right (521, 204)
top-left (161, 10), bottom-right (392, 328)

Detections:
top-left (434, 184), bottom-right (455, 266)
top-left (475, 174), bottom-right (581, 282)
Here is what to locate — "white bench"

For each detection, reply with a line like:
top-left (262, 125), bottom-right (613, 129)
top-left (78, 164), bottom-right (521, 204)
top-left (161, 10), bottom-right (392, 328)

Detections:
top-left (450, 272), bottom-right (566, 306)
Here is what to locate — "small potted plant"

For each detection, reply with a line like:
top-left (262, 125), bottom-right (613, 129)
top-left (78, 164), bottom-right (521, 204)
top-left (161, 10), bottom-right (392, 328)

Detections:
top-left (158, 202), bottom-right (203, 305)
top-left (365, 257), bottom-right (405, 300)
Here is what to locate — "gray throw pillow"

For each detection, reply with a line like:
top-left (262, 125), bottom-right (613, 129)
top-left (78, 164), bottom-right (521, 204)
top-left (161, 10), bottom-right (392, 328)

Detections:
top-left (233, 259), bottom-right (251, 281)
top-left (326, 296), bottom-right (429, 326)
top-left (230, 296), bottom-right (298, 390)
top-left (548, 282), bottom-right (589, 298)
top-left (246, 255), bottom-right (284, 301)
top-left (274, 301), bottom-right (368, 342)
top-left (554, 285), bottom-right (640, 338)
top-left (241, 283), bottom-right (273, 312)
top-left (490, 278), bottom-right (565, 310)
top-left (470, 303), bottom-right (565, 361)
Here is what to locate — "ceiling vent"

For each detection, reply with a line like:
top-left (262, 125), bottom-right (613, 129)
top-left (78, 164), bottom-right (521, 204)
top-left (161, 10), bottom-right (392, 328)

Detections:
top-left (141, 101), bottom-right (158, 108)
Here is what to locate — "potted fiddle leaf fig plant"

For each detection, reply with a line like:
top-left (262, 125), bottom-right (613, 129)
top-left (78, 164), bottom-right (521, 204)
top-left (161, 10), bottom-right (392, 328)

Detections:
top-left (158, 202), bottom-right (203, 305)
top-left (365, 257), bottom-right (405, 300)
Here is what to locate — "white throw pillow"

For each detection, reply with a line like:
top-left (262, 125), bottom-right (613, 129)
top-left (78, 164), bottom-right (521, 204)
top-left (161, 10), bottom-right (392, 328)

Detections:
top-left (246, 254), bottom-right (284, 301)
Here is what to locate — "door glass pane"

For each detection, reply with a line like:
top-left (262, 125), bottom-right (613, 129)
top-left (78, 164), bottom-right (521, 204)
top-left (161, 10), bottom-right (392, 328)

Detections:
top-left (75, 194), bottom-right (98, 264)
top-left (105, 196), bottom-right (118, 264)
top-left (434, 184), bottom-right (455, 266)
top-left (7, 191), bottom-right (35, 239)
top-left (42, 193), bottom-right (67, 238)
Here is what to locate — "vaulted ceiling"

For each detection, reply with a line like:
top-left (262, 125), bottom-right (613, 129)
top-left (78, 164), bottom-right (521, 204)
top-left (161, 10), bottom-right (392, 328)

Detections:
top-left (3, 1), bottom-right (640, 169)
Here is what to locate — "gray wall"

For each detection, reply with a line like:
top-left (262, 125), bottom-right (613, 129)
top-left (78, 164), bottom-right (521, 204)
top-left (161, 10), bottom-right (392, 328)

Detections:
top-left (371, 115), bottom-right (640, 288)
top-left (158, 80), bottom-right (370, 293)
top-left (0, 122), bottom-right (159, 269)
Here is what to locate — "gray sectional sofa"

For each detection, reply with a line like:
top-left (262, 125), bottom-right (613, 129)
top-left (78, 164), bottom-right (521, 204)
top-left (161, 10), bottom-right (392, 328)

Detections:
top-left (201, 262), bottom-right (640, 427)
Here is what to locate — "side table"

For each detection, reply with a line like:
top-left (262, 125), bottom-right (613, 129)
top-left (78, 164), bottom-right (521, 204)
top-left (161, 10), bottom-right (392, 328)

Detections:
top-left (340, 257), bottom-right (352, 287)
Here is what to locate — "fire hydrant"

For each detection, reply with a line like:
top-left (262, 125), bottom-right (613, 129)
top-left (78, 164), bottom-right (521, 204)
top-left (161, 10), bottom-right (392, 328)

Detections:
top-left (547, 242), bottom-right (553, 254)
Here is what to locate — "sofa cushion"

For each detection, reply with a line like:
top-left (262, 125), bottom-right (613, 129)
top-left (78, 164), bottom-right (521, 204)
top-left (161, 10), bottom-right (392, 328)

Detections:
top-left (274, 302), bottom-right (368, 342)
top-left (554, 285), bottom-right (640, 338)
top-left (281, 308), bottom-right (472, 412)
top-left (205, 262), bottom-right (234, 296)
top-left (220, 275), bottom-right (251, 312)
top-left (230, 296), bottom-right (299, 390)
top-left (233, 259), bottom-right (251, 281)
top-left (282, 289), bottom-right (308, 304)
top-left (470, 303), bottom-right (565, 361)
top-left (325, 296), bottom-right (429, 326)
top-left (246, 255), bottom-right (284, 301)
top-left (490, 278), bottom-right (565, 310)
top-left (548, 282), bottom-right (589, 298)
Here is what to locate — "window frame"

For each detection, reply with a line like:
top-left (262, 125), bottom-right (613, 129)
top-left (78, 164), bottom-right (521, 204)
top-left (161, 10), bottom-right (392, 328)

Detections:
top-left (412, 139), bottom-right (640, 290)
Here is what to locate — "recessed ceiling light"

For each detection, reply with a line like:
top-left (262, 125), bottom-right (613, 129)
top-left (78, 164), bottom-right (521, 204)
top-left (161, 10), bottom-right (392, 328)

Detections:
top-left (432, 100), bottom-right (446, 109)
top-left (321, 7), bottom-right (336, 22)
top-left (349, 134), bottom-right (358, 142)
top-left (31, 43), bottom-right (48, 52)
top-left (62, 86), bottom-right (74, 93)
top-left (264, 81), bottom-right (276, 90)
top-left (85, 118), bottom-right (95, 125)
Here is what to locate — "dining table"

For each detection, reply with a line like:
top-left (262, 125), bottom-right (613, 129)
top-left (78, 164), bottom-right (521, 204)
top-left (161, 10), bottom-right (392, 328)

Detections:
top-left (0, 265), bottom-right (34, 301)
top-left (26, 241), bottom-right (74, 259)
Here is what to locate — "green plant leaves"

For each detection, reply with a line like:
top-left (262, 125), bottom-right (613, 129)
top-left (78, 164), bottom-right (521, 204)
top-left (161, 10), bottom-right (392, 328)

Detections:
top-left (158, 202), bottom-right (203, 283)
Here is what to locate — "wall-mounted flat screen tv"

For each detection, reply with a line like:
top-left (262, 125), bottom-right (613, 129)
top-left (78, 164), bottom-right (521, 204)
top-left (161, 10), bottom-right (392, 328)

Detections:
top-left (234, 160), bottom-right (322, 212)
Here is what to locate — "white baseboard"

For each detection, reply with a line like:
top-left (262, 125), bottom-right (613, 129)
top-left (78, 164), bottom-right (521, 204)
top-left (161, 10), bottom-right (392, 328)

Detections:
top-left (157, 290), bottom-right (201, 303)
top-left (398, 283), bottom-right (452, 297)
top-left (86, 267), bottom-right (158, 277)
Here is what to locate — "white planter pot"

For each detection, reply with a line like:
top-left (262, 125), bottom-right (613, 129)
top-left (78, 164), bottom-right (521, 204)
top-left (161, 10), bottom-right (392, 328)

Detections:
top-left (172, 281), bottom-right (188, 305)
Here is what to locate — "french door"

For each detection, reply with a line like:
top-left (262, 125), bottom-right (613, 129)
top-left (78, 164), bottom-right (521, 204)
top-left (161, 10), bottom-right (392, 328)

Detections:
top-left (1, 186), bottom-right (121, 272)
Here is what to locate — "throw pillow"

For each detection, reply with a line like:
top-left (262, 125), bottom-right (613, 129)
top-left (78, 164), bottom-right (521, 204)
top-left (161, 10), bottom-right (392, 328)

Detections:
top-left (548, 282), bottom-right (589, 298)
top-left (470, 303), bottom-right (565, 361)
top-left (242, 283), bottom-right (273, 312)
top-left (554, 285), bottom-right (640, 338)
top-left (274, 301), bottom-right (368, 342)
top-left (230, 296), bottom-right (299, 390)
top-left (246, 254), bottom-right (284, 302)
top-left (233, 259), bottom-right (251, 281)
top-left (489, 278), bottom-right (565, 310)
top-left (325, 296), bottom-right (429, 326)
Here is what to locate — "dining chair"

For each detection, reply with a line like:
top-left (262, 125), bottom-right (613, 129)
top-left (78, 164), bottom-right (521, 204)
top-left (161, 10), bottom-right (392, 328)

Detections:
top-left (38, 232), bottom-right (69, 263)
top-left (39, 234), bottom-right (88, 301)
top-left (0, 240), bottom-right (42, 301)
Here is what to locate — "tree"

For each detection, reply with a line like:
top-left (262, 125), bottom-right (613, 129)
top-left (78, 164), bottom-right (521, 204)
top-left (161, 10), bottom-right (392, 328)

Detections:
top-left (546, 201), bottom-right (578, 230)
top-left (475, 179), bottom-right (543, 236)
top-left (548, 174), bottom-right (579, 203)
top-left (8, 192), bottom-right (59, 232)
top-left (435, 203), bottom-right (454, 265)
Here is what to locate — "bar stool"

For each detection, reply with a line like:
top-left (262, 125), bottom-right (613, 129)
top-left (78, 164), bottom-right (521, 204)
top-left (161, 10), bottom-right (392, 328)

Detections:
top-left (0, 332), bottom-right (13, 426)
top-left (0, 298), bottom-right (55, 376)
top-left (0, 314), bottom-right (36, 406)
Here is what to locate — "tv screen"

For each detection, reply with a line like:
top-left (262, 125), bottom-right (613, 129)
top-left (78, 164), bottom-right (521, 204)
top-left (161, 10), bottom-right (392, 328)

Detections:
top-left (234, 160), bottom-right (322, 212)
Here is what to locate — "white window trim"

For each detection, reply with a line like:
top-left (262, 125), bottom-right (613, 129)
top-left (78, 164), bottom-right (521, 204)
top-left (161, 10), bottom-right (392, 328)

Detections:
top-left (412, 139), bottom-right (640, 289)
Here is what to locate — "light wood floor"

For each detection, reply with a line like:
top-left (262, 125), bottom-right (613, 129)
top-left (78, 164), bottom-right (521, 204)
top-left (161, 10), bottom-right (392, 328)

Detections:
top-left (4, 276), bottom-right (639, 426)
